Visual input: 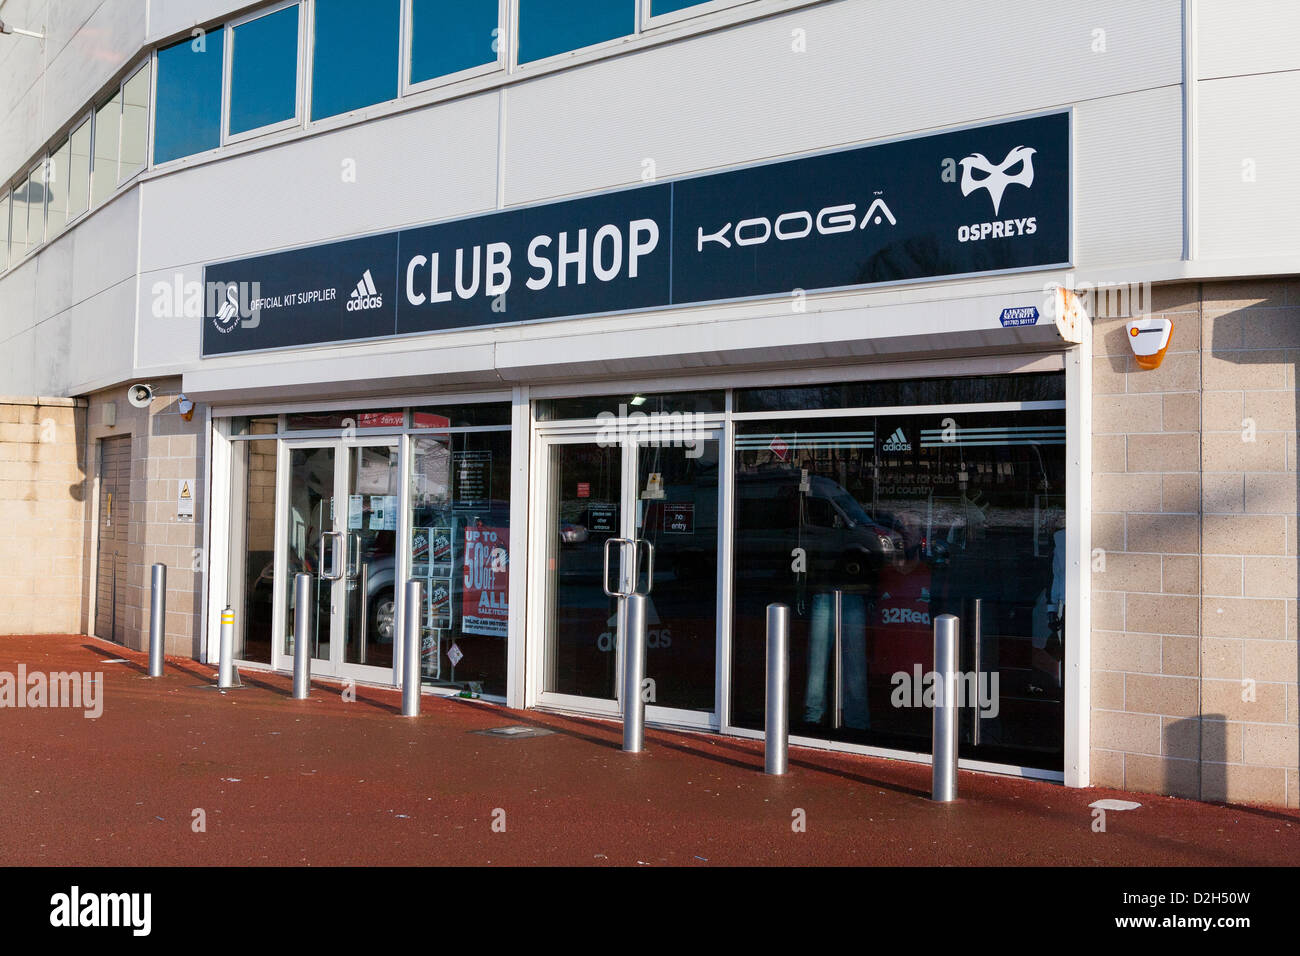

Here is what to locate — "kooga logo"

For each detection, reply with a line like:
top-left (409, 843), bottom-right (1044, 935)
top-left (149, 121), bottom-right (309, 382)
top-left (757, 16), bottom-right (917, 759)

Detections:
top-left (347, 270), bottom-right (384, 312)
top-left (696, 198), bottom-right (897, 252)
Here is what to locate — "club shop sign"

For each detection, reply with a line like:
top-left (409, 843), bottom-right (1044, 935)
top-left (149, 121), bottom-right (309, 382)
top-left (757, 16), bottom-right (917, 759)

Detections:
top-left (202, 112), bottom-right (1069, 356)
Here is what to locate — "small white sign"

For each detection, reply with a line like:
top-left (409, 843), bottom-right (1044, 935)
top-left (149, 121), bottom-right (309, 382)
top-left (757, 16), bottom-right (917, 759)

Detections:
top-left (177, 480), bottom-right (195, 519)
top-left (447, 643), bottom-right (464, 666)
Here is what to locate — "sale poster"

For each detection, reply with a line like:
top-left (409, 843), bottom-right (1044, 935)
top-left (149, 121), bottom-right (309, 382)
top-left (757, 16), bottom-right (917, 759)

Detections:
top-left (463, 526), bottom-right (509, 637)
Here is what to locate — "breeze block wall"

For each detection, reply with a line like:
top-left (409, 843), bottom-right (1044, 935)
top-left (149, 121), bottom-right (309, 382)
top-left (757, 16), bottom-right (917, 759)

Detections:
top-left (0, 396), bottom-right (88, 635)
top-left (1090, 279), bottom-right (1300, 808)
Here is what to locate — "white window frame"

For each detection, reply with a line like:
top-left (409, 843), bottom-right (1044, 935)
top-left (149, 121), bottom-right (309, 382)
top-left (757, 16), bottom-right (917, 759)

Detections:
top-left (640, 0), bottom-right (754, 30)
top-left (116, 59), bottom-right (153, 187)
top-left (511, 0), bottom-right (642, 72)
top-left (64, 111), bottom-right (94, 227)
top-left (400, 0), bottom-right (508, 98)
top-left (222, 0), bottom-right (306, 147)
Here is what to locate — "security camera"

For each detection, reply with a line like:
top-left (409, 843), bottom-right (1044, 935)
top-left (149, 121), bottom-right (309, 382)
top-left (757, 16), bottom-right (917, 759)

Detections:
top-left (127, 384), bottom-right (154, 408)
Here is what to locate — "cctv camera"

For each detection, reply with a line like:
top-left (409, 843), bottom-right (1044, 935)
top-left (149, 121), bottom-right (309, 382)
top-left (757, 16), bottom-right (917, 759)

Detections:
top-left (128, 384), bottom-right (154, 408)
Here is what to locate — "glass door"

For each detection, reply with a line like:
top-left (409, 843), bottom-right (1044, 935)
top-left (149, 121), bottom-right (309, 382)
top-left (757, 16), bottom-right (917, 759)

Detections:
top-left (537, 428), bottom-right (722, 726)
top-left (279, 438), bottom-right (401, 682)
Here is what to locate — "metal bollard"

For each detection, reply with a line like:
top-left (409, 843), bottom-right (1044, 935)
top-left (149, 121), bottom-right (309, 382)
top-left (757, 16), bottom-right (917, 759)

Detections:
top-left (402, 580), bottom-right (422, 717)
top-left (148, 564), bottom-right (166, 677)
top-left (765, 603), bottom-right (790, 775)
top-left (218, 607), bottom-right (237, 689)
top-left (931, 613), bottom-right (960, 802)
top-left (293, 573), bottom-right (312, 699)
top-left (622, 593), bottom-right (648, 753)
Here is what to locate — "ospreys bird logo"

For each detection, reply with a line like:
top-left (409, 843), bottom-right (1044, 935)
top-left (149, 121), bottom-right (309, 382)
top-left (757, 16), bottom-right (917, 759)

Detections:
top-left (959, 145), bottom-right (1036, 215)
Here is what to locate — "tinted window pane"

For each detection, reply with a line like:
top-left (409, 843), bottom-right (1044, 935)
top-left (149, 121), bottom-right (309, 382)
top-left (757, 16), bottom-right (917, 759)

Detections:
top-left (120, 65), bottom-right (150, 181)
top-left (67, 119), bottom-right (91, 220)
top-left (0, 192), bottom-right (9, 270)
top-left (155, 32), bottom-right (224, 163)
top-left (652, 0), bottom-right (715, 14)
top-left (731, 407), bottom-right (1068, 771)
top-left (9, 182), bottom-right (27, 255)
top-left (313, 0), bottom-right (399, 119)
top-left (24, 166), bottom-right (45, 250)
top-left (91, 94), bottom-right (120, 207)
top-left (410, 0), bottom-right (498, 83)
top-left (534, 390), bottom-right (724, 422)
top-left (46, 141), bottom-right (71, 239)
top-left (518, 0), bottom-right (634, 64)
top-left (736, 373), bottom-right (1066, 414)
top-left (411, 403), bottom-right (512, 429)
top-left (230, 6), bottom-right (301, 135)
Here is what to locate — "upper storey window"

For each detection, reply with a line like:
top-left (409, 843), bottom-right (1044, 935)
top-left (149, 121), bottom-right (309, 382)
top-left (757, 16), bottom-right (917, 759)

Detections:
top-left (408, 0), bottom-right (501, 87)
top-left (155, 32), bottom-right (224, 163)
top-left (312, 0), bottom-right (401, 119)
top-left (228, 3), bottom-right (303, 139)
top-left (518, 0), bottom-right (636, 64)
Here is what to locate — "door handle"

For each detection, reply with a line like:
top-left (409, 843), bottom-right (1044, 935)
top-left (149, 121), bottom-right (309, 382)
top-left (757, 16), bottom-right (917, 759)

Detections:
top-left (319, 531), bottom-right (345, 581)
top-left (348, 532), bottom-right (361, 579)
top-left (603, 537), bottom-right (635, 598)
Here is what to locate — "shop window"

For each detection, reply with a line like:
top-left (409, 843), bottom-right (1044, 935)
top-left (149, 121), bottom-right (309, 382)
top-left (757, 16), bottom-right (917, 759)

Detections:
top-left (312, 0), bottom-right (400, 120)
top-left (66, 118), bottom-right (92, 223)
top-left (730, 407), bottom-right (1068, 772)
top-left (410, 403), bottom-right (511, 429)
top-left (534, 390), bottom-right (723, 422)
top-left (517, 0), bottom-right (635, 65)
top-left (230, 416), bottom-right (279, 436)
top-left (45, 140), bottom-right (71, 241)
top-left (735, 373), bottom-right (1067, 414)
top-left (154, 32), bottom-right (225, 164)
top-left (408, 0), bottom-right (500, 86)
top-left (285, 409), bottom-right (405, 431)
top-left (228, 4), bottom-right (302, 138)
top-left (408, 430), bottom-right (512, 697)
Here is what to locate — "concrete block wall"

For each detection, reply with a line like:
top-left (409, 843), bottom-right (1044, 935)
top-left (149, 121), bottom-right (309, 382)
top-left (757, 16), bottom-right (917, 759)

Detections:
top-left (0, 396), bottom-right (88, 634)
top-left (1090, 278), bottom-right (1300, 808)
top-left (83, 379), bottom-right (207, 658)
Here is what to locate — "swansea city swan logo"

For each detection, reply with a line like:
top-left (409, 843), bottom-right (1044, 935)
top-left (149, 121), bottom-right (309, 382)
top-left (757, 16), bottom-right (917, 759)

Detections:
top-left (959, 145), bottom-right (1036, 215)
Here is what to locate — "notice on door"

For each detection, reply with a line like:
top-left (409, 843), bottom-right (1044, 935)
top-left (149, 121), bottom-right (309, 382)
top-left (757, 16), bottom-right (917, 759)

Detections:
top-left (463, 526), bottom-right (509, 637)
top-left (664, 503), bottom-right (694, 534)
top-left (453, 450), bottom-right (492, 510)
top-left (587, 504), bottom-right (618, 534)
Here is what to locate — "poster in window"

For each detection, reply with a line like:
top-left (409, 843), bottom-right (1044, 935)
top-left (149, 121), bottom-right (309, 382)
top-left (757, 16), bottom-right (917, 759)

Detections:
top-left (462, 526), bottom-right (509, 638)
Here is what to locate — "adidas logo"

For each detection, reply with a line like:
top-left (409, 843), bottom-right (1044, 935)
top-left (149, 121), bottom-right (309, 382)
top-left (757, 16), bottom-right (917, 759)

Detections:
top-left (346, 270), bottom-right (384, 312)
top-left (882, 428), bottom-right (912, 453)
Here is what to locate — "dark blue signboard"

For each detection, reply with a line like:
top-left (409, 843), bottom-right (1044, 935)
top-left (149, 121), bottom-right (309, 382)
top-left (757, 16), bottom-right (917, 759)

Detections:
top-left (203, 111), bottom-right (1069, 355)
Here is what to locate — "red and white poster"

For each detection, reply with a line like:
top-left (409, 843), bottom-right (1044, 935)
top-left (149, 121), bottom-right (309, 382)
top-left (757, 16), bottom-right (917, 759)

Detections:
top-left (463, 526), bottom-right (509, 637)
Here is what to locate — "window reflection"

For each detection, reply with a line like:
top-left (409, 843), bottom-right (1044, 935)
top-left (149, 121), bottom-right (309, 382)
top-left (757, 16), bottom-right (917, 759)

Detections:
top-left (518, 0), bottom-right (635, 64)
top-left (229, 6), bottom-right (301, 136)
top-left (731, 404), bottom-right (1067, 770)
top-left (155, 32), bottom-right (224, 163)
top-left (313, 0), bottom-right (400, 119)
top-left (410, 0), bottom-right (499, 85)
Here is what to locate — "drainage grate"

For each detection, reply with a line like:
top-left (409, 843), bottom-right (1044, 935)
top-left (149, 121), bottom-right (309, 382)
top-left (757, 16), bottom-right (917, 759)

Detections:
top-left (472, 725), bottom-right (555, 739)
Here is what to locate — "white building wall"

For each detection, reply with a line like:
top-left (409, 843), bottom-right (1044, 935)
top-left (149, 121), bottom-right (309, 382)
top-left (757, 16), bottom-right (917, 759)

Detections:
top-left (3, 0), bottom-right (1298, 398)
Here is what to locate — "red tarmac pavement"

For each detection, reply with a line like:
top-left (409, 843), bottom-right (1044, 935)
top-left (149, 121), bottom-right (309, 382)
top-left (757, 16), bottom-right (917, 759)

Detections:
top-left (0, 634), bottom-right (1297, 866)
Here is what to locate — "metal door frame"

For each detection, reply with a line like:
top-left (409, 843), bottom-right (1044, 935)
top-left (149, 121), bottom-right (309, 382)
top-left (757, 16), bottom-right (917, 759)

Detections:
top-left (274, 436), bottom-right (403, 685)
